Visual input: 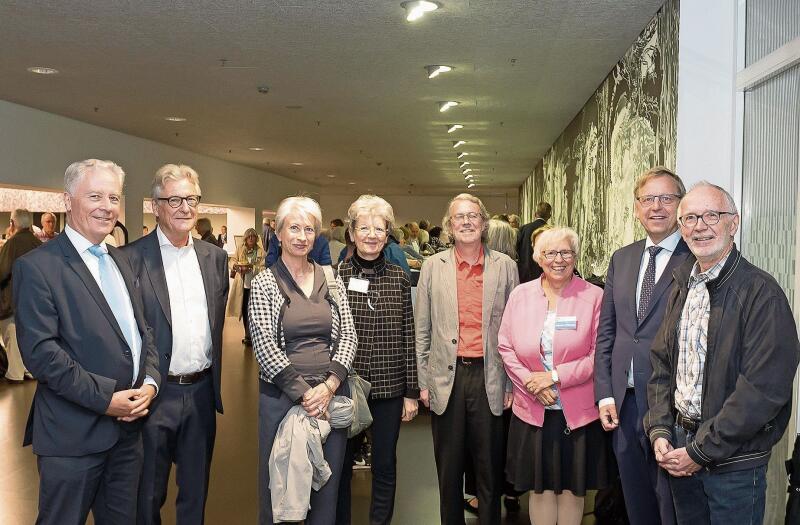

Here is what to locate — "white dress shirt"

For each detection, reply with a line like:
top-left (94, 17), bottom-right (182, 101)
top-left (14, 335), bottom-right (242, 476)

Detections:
top-left (598, 229), bottom-right (681, 407)
top-left (157, 226), bottom-right (213, 375)
top-left (64, 225), bottom-right (147, 384)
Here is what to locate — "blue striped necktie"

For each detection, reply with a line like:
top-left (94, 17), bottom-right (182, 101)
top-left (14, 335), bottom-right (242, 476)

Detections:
top-left (87, 244), bottom-right (137, 350)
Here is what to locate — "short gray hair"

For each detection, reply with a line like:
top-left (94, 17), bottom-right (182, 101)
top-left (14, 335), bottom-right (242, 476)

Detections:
top-left (348, 194), bottom-right (395, 233)
top-left (275, 196), bottom-right (323, 235)
top-left (680, 181), bottom-right (739, 215)
top-left (442, 193), bottom-right (491, 241)
top-left (11, 209), bottom-right (32, 229)
top-left (40, 212), bottom-right (56, 225)
top-left (64, 159), bottom-right (125, 194)
top-left (532, 226), bottom-right (580, 265)
top-left (152, 164), bottom-right (201, 201)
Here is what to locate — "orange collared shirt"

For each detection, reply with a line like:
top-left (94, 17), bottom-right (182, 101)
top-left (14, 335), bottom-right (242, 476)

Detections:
top-left (455, 246), bottom-right (484, 358)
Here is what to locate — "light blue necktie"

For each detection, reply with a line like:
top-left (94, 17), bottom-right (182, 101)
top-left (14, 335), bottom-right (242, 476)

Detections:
top-left (87, 245), bottom-right (138, 355)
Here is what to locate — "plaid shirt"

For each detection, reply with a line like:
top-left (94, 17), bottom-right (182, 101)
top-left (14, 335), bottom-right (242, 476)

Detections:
top-left (674, 253), bottom-right (730, 419)
top-left (249, 264), bottom-right (357, 387)
top-left (338, 256), bottom-right (419, 399)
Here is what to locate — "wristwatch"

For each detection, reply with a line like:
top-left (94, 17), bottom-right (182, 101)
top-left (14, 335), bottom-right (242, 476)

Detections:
top-left (551, 370), bottom-right (559, 384)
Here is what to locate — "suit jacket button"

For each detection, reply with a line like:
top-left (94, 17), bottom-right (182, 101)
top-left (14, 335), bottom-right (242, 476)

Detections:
top-left (448, 365), bottom-right (454, 371)
top-left (451, 339), bottom-right (457, 344)
top-left (164, 353), bottom-right (171, 360)
top-left (633, 338), bottom-right (639, 343)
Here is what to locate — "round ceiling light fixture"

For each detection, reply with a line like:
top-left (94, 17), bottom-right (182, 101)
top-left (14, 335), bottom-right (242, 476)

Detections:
top-left (27, 66), bottom-right (59, 75)
top-left (401, 1), bottom-right (441, 22)
top-left (291, 162), bottom-right (304, 166)
top-left (249, 147), bottom-right (264, 151)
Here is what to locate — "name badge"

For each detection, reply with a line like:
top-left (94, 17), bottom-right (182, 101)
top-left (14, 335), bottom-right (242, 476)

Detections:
top-left (555, 316), bottom-right (577, 330)
top-left (348, 277), bottom-right (370, 293)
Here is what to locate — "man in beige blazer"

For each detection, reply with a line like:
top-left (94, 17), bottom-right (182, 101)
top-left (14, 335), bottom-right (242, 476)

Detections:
top-left (417, 193), bottom-right (519, 525)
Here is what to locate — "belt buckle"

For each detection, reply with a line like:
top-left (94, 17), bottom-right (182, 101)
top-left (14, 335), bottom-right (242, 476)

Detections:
top-left (177, 374), bottom-right (192, 385)
top-left (459, 357), bottom-right (472, 366)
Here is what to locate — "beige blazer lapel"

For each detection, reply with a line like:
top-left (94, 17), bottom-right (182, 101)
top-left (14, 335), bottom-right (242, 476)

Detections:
top-left (481, 248), bottom-right (499, 354)
top-left (439, 249), bottom-right (459, 335)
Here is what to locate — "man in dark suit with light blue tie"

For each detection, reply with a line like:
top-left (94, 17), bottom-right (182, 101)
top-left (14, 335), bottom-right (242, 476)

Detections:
top-left (594, 167), bottom-right (692, 525)
top-left (13, 159), bottom-right (160, 525)
top-left (124, 164), bottom-right (228, 524)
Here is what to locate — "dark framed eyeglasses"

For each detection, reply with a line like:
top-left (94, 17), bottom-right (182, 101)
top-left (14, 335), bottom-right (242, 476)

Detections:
top-left (678, 211), bottom-right (736, 227)
top-left (157, 195), bottom-right (201, 208)
top-left (542, 250), bottom-right (575, 261)
top-left (635, 194), bottom-right (680, 207)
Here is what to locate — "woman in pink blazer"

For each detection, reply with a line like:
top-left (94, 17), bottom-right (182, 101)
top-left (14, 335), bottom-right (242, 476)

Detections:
top-left (498, 227), bottom-right (614, 525)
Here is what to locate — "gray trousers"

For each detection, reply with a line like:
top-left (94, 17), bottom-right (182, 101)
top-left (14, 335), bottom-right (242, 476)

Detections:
top-left (259, 380), bottom-right (348, 525)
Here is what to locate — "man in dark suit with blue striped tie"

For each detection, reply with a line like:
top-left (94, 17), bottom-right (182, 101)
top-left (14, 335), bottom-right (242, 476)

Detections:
top-left (594, 167), bottom-right (692, 525)
top-left (14, 159), bottom-right (160, 525)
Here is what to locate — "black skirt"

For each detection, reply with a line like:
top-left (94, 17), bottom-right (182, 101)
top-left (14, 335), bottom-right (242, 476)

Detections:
top-left (506, 410), bottom-right (615, 496)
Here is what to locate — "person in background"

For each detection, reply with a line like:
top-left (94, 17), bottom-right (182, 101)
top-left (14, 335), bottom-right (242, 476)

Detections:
top-left (0, 209), bottom-right (41, 383)
top-left (508, 214), bottom-right (520, 230)
top-left (487, 219), bottom-right (518, 261)
top-left (217, 224), bottom-right (228, 248)
top-left (517, 202), bottom-right (552, 283)
top-left (195, 217), bottom-right (216, 245)
top-left (329, 225), bottom-right (347, 263)
top-left (266, 226), bottom-right (332, 267)
top-left (228, 228), bottom-right (265, 346)
top-left (645, 182), bottom-right (799, 524)
top-left (262, 218), bottom-right (273, 251)
top-left (594, 167), bottom-right (689, 525)
top-left (250, 196), bottom-right (357, 525)
top-left (394, 227), bottom-right (423, 269)
top-left (417, 193), bottom-right (519, 525)
top-left (407, 222), bottom-right (422, 253)
top-left (336, 194), bottom-right (418, 525)
top-left (124, 163), bottom-right (229, 524)
top-left (418, 219), bottom-right (430, 232)
top-left (14, 159), bottom-right (159, 524)
top-left (500, 227), bottom-right (613, 525)
top-left (35, 212), bottom-right (58, 242)
top-left (330, 218), bottom-right (345, 229)
top-left (143, 225), bottom-right (149, 236)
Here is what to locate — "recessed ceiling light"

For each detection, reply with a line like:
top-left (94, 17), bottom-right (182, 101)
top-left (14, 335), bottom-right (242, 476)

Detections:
top-left (462, 168), bottom-right (473, 174)
top-left (467, 182), bottom-right (476, 188)
top-left (401, 1), bottom-right (440, 22)
top-left (453, 140), bottom-right (466, 148)
top-left (457, 152), bottom-right (469, 159)
top-left (326, 174), bottom-right (337, 178)
top-left (438, 101), bottom-right (459, 112)
top-left (459, 161), bottom-right (470, 168)
top-left (27, 66), bottom-right (59, 75)
top-left (164, 116), bottom-right (187, 122)
top-left (291, 162), bottom-right (304, 166)
top-left (348, 181), bottom-right (356, 185)
top-left (249, 147), bottom-right (264, 151)
top-left (446, 124), bottom-right (463, 133)
top-left (425, 65), bottom-right (453, 79)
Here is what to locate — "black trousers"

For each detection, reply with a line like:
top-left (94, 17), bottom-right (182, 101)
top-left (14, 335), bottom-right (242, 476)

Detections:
top-left (431, 361), bottom-right (503, 525)
top-left (259, 380), bottom-right (348, 525)
top-left (36, 427), bottom-right (143, 525)
top-left (464, 407), bottom-right (519, 499)
top-left (242, 287), bottom-right (252, 340)
top-left (137, 374), bottom-right (217, 524)
top-left (336, 395), bottom-right (404, 525)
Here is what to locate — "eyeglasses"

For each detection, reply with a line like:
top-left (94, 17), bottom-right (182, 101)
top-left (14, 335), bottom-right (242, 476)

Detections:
top-left (635, 194), bottom-right (680, 207)
top-left (451, 212), bottom-right (481, 223)
top-left (157, 195), bottom-right (201, 208)
top-left (355, 225), bottom-right (387, 237)
top-left (542, 250), bottom-right (575, 261)
top-left (678, 211), bottom-right (736, 227)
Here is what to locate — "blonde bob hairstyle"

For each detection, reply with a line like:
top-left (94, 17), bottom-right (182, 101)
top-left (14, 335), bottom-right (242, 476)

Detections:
top-left (532, 226), bottom-right (580, 265)
top-left (441, 193), bottom-right (490, 242)
top-left (152, 164), bottom-right (201, 201)
top-left (486, 219), bottom-right (517, 260)
top-left (347, 194), bottom-right (395, 233)
top-left (275, 196), bottom-right (323, 235)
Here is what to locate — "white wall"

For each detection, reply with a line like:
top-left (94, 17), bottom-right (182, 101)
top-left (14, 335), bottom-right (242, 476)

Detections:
top-left (0, 100), bottom-right (319, 240)
top-left (675, 0), bottom-right (739, 192)
top-left (319, 191), bottom-right (519, 227)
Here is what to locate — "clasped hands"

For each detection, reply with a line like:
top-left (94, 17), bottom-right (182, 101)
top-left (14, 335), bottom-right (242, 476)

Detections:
top-left (106, 385), bottom-right (156, 422)
top-left (525, 371), bottom-right (557, 406)
top-left (302, 377), bottom-right (340, 420)
top-left (653, 437), bottom-right (701, 477)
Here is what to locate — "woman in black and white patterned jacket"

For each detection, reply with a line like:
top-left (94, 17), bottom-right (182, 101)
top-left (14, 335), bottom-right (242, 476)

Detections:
top-left (249, 196), bottom-right (357, 525)
top-left (335, 194), bottom-right (419, 525)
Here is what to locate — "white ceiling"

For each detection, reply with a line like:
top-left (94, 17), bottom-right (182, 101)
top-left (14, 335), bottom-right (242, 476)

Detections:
top-left (0, 0), bottom-right (664, 195)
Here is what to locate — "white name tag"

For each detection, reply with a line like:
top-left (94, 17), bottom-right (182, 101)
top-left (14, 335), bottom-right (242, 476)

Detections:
top-left (347, 277), bottom-right (370, 293)
top-left (555, 316), bottom-right (577, 330)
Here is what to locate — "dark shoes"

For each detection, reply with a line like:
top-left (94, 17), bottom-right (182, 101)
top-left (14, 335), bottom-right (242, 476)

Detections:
top-left (504, 496), bottom-right (521, 512)
top-left (464, 498), bottom-right (478, 515)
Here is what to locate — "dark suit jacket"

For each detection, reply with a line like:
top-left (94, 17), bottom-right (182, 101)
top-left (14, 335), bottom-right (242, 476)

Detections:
top-left (0, 228), bottom-right (42, 319)
top-left (516, 218), bottom-right (546, 283)
top-left (13, 233), bottom-right (160, 456)
top-left (594, 237), bottom-right (692, 417)
top-left (124, 230), bottom-right (229, 413)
